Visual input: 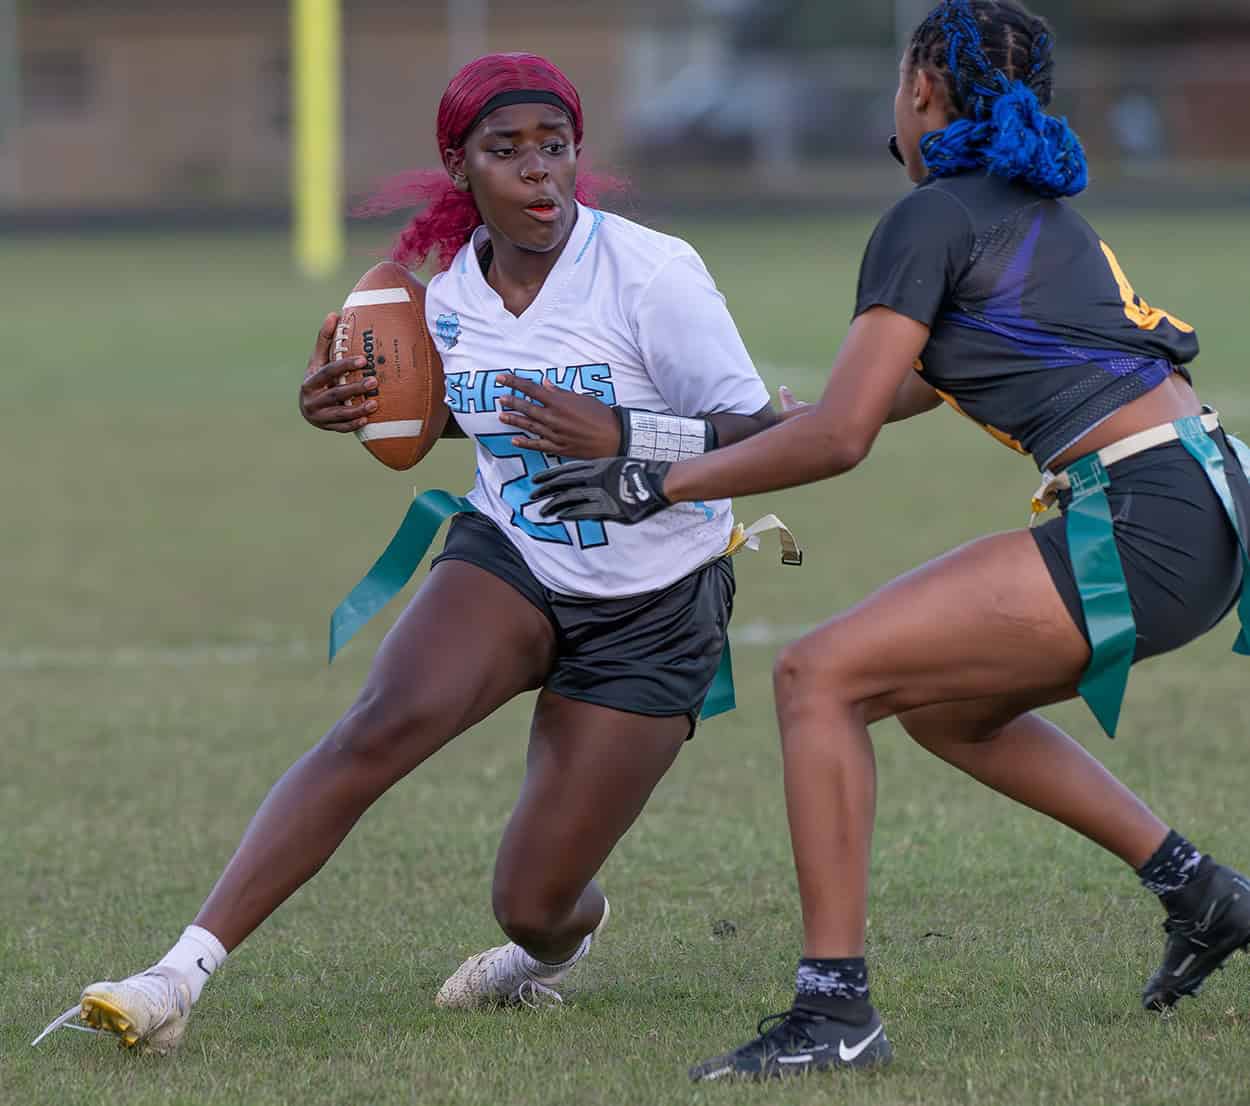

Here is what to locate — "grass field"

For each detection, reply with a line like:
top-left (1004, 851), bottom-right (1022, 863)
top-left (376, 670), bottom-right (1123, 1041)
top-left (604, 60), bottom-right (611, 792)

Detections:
top-left (4, 208), bottom-right (1250, 1106)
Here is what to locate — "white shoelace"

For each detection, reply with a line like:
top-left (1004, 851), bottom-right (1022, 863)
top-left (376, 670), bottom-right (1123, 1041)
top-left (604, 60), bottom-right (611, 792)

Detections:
top-left (31, 1005), bottom-right (98, 1047)
top-left (480, 940), bottom-right (587, 1007)
top-left (31, 970), bottom-right (178, 1047)
top-left (515, 979), bottom-right (564, 1008)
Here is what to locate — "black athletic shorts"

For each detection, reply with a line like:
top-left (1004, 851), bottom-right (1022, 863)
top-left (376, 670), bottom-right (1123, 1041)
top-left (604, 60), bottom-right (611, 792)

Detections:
top-left (432, 511), bottom-right (735, 733)
top-left (1032, 431), bottom-right (1250, 663)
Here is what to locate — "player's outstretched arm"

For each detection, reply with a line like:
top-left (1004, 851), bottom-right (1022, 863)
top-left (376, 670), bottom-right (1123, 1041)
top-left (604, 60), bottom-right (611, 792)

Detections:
top-left (496, 374), bottom-right (779, 460)
top-left (659, 306), bottom-right (929, 502)
top-left (705, 402), bottom-right (778, 448)
top-left (530, 307), bottom-right (930, 522)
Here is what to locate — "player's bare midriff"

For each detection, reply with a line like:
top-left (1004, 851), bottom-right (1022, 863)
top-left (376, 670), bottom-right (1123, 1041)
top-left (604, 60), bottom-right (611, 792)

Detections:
top-left (1047, 371), bottom-right (1204, 473)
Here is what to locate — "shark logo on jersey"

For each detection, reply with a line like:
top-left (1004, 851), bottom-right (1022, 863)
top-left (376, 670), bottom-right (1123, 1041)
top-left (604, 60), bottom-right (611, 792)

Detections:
top-left (435, 313), bottom-right (461, 350)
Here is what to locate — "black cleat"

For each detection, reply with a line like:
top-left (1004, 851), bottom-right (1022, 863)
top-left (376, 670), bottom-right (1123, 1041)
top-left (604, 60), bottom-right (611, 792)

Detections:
top-left (689, 1004), bottom-right (892, 1082)
top-left (1143, 860), bottom-right (1250, 1011)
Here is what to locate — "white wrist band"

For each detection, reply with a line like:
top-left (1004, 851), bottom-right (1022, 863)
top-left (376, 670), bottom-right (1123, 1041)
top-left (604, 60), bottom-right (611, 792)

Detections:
top-left (618, 408), bottom-right (715, 461)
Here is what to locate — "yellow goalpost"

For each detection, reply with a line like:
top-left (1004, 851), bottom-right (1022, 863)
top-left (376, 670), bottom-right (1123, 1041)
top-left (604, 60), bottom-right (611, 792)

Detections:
top-left (291, 0), bottom-right (344, 278)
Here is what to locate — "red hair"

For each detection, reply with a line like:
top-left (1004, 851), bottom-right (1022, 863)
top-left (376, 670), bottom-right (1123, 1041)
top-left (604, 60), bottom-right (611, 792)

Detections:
top-left (357, 53), bottom-right (618, 272)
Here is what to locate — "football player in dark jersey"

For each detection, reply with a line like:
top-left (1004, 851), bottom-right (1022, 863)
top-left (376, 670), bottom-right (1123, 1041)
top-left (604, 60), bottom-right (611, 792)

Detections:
top-left (531, 0), bottom-right (1250, 1081)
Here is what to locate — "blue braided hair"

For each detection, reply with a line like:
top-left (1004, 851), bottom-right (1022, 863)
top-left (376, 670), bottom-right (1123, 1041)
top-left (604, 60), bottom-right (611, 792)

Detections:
top-left (909, 0), bottom-right (1087, 198)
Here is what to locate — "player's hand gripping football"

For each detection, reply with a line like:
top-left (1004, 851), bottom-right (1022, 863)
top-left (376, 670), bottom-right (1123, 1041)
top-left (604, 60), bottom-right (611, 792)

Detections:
top-left (530, 458), bottom-right (673, 525)
top-left (497, 373), bottom-right (623, 459)
top-left (299, 313), bottom-right (379, 433)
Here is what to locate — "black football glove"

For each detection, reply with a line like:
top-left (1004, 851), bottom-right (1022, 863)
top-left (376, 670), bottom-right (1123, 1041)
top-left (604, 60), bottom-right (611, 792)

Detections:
top-left (530, 458), bottom-right (672, 525)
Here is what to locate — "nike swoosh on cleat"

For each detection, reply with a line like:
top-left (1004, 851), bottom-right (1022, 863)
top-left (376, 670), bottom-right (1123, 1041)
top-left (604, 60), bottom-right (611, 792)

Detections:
top-left (838, 1024), bottom-right (884, 1063)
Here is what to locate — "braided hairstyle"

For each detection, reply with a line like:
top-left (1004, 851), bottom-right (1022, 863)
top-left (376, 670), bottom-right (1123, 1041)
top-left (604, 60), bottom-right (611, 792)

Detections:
top-left (908, 0), bottom-right (1087, 197)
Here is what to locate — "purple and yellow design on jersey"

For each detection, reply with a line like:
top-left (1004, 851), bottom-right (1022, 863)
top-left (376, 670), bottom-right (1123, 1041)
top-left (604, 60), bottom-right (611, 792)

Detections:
top-left (854, 172), bottom-right (1199, 469)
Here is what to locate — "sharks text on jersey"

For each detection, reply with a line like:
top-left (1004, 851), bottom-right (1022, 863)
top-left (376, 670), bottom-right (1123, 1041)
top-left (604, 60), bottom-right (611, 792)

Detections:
top-left (444, 364), bottom-right (617, 415)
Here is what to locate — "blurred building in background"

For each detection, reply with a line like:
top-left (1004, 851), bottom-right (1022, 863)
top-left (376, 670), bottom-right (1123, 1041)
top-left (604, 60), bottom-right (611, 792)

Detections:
top-left (4, 0), bottom-right (1250, 222)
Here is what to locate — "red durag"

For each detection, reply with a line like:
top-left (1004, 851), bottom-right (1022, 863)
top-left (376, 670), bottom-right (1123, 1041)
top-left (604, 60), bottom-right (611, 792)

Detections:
top-left (356, 53), bottom-right (618, 272)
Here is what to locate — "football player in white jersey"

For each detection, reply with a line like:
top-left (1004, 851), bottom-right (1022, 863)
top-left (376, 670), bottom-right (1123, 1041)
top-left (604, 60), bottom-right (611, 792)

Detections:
top-left (38, 53), bottom-right (778, 1054)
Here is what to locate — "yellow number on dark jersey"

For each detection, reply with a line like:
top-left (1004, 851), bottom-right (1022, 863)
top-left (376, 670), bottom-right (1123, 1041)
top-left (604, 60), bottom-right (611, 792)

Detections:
top-left (1099, 242), bottom-right (1195, 334)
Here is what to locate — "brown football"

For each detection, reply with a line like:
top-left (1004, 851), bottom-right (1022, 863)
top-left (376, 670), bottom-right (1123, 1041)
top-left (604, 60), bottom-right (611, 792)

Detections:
top-left (333, 261), bottom-right (449, 470)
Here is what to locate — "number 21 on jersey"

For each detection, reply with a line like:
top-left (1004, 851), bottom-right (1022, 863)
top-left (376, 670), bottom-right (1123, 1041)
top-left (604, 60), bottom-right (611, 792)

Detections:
top-left (477, 434), bottom-right (608, 549)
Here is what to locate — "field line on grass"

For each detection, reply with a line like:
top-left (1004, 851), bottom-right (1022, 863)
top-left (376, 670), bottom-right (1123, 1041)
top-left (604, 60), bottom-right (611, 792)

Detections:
top-left (0, 622), bottom-right (809, 672)
top-left (731, 620), bottom-right (811, 646)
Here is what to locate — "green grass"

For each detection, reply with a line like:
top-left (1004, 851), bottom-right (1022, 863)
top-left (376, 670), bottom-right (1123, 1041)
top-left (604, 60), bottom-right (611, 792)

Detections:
top-left (4, 209), bottom-right (1250, 1106)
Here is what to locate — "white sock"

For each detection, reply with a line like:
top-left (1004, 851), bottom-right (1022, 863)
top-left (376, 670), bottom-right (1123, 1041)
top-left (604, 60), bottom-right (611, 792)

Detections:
top-left (156, 925), bottom-right (229, 1004)
top-left (521, 934), bottom-right (590, 979)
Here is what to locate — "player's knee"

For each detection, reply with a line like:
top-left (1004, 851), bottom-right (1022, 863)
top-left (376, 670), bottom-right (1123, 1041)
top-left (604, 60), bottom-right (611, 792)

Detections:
top-left (773, 633), bottom-right (843, 701)
top-left (329, 682), bottom-right (451, 765)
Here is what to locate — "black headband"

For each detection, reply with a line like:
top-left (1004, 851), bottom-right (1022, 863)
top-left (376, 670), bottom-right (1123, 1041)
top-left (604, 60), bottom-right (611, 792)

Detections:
top-left (460, 90), bottom-right (576, 145)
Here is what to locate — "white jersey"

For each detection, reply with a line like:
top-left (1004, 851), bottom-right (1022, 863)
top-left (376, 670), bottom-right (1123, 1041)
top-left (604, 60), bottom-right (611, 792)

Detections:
top-left (425, 204), bottom-right (769, 599)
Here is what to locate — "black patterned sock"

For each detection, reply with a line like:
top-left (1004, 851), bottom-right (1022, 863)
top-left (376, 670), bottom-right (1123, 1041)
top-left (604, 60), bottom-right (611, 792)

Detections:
top-left (1137, 829), bottom-right (1204, 897)
top-left (793, 957), bottom-right (870, 1020)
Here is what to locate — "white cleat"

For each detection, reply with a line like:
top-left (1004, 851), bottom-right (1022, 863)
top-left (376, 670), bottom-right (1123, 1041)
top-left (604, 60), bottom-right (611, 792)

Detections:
top-left (436, 899), bottom-right (610, 1010)
top-left (32, 966), bottom-right (192, 1054)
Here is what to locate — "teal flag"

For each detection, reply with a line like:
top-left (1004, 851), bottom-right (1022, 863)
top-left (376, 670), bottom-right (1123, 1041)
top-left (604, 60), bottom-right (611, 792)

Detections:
top-left (700, 639), bottom-right (736, 720)
top-left (1066, 422), bottom-right (1250, 738)
top-left (328, 490), bottom-right (474, 663)
top-left (327, 490), bottom-right (737, 721)
top-left (1065, 454), bottom-right (1135, 738)
top-left (1176, 422), bottom-right (1250, 657)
